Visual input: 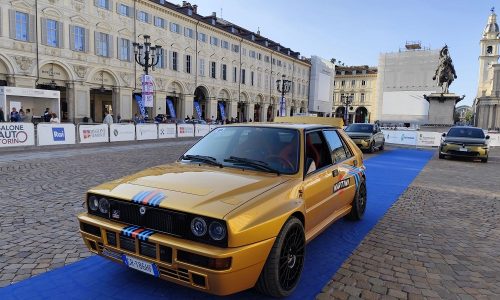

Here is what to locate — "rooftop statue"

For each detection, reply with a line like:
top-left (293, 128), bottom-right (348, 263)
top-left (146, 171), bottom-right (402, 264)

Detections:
top-left (433, 45), bottom-right (457, 94)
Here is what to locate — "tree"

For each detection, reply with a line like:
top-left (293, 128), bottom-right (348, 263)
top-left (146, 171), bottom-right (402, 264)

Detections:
top-left (465, 110), bottom-right (473, 124)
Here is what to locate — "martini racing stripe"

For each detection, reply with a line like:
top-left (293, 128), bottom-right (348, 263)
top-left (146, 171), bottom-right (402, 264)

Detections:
top-left (121, 225), bottom-right (156, 241)
top-left (131, 190), bottom-right (166, 207)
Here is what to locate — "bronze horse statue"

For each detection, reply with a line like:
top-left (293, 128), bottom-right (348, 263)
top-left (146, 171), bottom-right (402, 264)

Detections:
top-left (433, 45), bottom-right (457, 94)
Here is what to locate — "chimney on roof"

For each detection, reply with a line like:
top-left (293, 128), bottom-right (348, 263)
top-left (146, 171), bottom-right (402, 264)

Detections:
top-left (192, 4), bottom-right (197, 13)
top-left (182, 1), bottom-right (187, 6)
top-left (257, 27), bottom-right (261, 35)
top-left (212, 12), bottom-right (216, 17)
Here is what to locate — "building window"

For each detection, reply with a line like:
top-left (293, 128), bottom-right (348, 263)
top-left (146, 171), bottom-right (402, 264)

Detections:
top-left (264, 55), bottom-right (270, 63)
top-left (46, 19), bottom-right (59, 47)
top-left (199, 58), bottom-right (205, 76)
top-left (341, 80), bottom-right (345, 86)
top-left (257, 53), bottom-right (262, 60)
top-left (272, 58), bottom-right (276, 65)
top-left (118, 4), bottom-right (132, 17)
top-left (361, 80), bottom-right (366, 86)
top-left (198, 32), bottom-right (207, 42)
top-left (184, 27), bottom-right (194, 38)
top-left (210, 61), bottom-right (216, 78)
top-left (222, 64), bottom-right (227, 80)
top-left (361, 93), bottom-right (365, 103)
top-left (154, 17), bottom-right (165, 28)
top-left (210, 36), bottom-right (219, 46)
top-left (257, 73), bottom-right (262, 87)
top-left (137, 11), bottom-right (150, 23)
top-left (95, 32), bottom-right (110, 57)
top-left (242, 47), bottom-right (247, 56)
top-left (231, 44), bottom-right (239, 53)
top-left (170, 51), bottom-right (178, 71)
top-left (249, 50), bottom-right (256, 58)
top-left (233, 67), bottom-right (237, 83)
top-left (96, 0), bottom-right (110, 9)
top-left (170, 22), bottom-right (181, 34)
top-left (265, 75), bottom-right (269, 89)
top-left (277, 60), bottom-right (282, 67)
top-left (241, 69), bottom-right (246, 84)
top-left (251, 71), bottom-right (254, 86)
top-left (72, 26), bottom-right (86, 52)
top-left (15, 12), bottom-right (29, 41)
top-left (185, 55), bottom-right (191, 73)
top-left (119, 38), bottom-right (130, 61)
top-left (351, 80), bottom-right (355, 87)
top-left (156, 49), bottom-right (165, 68)
top-left (221, 40), bottom-right (229, 49)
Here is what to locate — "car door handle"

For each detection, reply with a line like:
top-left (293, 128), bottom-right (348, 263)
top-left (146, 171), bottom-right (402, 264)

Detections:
top-left (332, 169), bottom-right (339, 177)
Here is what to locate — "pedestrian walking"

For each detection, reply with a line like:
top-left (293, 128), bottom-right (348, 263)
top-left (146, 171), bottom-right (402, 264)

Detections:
top-left (0, 107), bottom-right (5, 122)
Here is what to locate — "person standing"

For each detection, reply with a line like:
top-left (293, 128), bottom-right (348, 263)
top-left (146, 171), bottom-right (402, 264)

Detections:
top-left (24, 109), bottom-right (33, 123)
top-left (10, 107), bottom-right (19, 122)
top-left (0, 107), bottom-right (5, 122)
top-left (103, 111), bottom-right (113, 126)
top-left (43, 108), bottom-right (51, 122)
top-left (50, 113), bottom-right (60, 123)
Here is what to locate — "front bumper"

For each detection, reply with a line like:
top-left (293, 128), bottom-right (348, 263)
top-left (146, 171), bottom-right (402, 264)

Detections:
top-left (351, 139), bottom-right (371, 150)
top-left (78, 213), bottom-right (275, 296)
top-left (440, 144), bottom-right (488, 158)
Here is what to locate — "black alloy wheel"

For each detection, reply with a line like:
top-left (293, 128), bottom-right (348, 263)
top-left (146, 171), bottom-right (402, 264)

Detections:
top-left (369, 141), bottom-right (376, 153)
top-left (379, 141), bottom-right (385, 151)
top-left (256, 217), bottom-right (305, 297)
top-left (346, 180), bottom-right (367, 220)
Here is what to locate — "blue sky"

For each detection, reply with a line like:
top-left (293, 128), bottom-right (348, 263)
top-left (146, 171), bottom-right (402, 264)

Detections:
top-left (191, 0), bottom-right (495, 106)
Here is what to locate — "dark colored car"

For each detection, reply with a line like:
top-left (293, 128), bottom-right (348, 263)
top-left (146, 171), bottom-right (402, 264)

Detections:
top-left (345, 123), bottom-right (385, 153)
top-left (439, 126), bottom-right (490, 162)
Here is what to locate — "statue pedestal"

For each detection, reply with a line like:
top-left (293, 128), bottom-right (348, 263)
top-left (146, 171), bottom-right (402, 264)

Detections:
top-left (424, 93), bottom-right (464, 125)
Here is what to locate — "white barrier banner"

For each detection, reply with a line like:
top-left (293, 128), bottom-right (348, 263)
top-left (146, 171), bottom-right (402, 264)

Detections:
top-left (37, 123), bottom-right (76, 146)
top-left (110, 124), bottom-right (136, 142)
top-left (488, 133), bottom-right (500, 147)
top-left (209, 125), bottom-right (220, 132)
top-left (195, 124), bottom-right (210, 137)
top-left (382, 130), bottom-right (417, 146)
top-left (416, 132), bottom-right (441, 147)
top-left (79, 124), bottom-right (109, 143)
top-left (158, 124), bottom-right (177, 139)
top-left (177, 124), bottom-right (195, 137)
top-left (0, 123), bottom-right (35, 147)
top-left (136, 124), bottom-right (158, 140)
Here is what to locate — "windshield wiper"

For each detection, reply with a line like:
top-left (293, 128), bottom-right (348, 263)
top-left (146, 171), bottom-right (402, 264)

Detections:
top-left (223, 156), bottom-right (280, 175)
top-left (181, 154), bottom-right (223, 168)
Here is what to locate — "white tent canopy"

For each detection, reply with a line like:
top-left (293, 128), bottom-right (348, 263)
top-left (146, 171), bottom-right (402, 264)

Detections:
top-left (0, 87), bottom-right (60, 121)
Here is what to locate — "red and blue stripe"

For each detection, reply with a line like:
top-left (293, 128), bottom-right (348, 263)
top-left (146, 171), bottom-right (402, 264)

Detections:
top-left (121, 225), bottom-right (155, 241)
top-left (131, 190), bottom-right (165, 207)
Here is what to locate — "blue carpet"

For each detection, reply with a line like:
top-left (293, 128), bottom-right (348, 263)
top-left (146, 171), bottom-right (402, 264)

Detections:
top-left (1, 148), bottom-right (433, 300)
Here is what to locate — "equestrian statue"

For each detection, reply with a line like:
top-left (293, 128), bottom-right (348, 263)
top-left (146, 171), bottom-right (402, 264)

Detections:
top-left (433, 45), bottom-right (457, 94)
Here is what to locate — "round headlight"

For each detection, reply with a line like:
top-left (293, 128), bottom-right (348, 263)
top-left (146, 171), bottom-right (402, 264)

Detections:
top-left (191, 217), bottom-right (207, 237)
top-left (88, 196), bottom-right (99, 211)
top-left (209, 221), bottom-right (226, 241)
top-left (98, 198), bottom-right (110, 214)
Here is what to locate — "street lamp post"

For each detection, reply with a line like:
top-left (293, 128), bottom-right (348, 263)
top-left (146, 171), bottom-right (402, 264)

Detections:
top-left (342, 94), bottom-right (353, 125)
top-left (132, 35), bottom-right (162, 75)
top-left (276, 74), bottom-right (292, 117)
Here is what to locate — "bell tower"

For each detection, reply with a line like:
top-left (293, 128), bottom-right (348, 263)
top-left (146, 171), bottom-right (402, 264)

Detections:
top-left (478, 8), bottom-right (500, 97)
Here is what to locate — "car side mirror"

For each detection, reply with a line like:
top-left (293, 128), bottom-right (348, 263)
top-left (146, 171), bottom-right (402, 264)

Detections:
top-left (442, 133), bottom-right (446, 137)
top-left (486, 135), bottom-right (490, 140)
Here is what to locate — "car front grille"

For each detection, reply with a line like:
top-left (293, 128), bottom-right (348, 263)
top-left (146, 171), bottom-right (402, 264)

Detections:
top-left (448, 150), bottom-right (479, 157)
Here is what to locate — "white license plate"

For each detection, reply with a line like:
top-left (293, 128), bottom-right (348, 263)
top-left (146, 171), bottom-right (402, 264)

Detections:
top-left (122, 254), bottom-right (159, 277)
top-left (459, 147), bottom-right (468, 152)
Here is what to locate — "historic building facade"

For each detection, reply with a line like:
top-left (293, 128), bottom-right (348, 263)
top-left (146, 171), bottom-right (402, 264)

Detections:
top-left (0, 0), bottom-right (310, 122)
top-left (474, 9), bottom-right (500, 130)
top-left (332, 65), bottom-right (377, 123)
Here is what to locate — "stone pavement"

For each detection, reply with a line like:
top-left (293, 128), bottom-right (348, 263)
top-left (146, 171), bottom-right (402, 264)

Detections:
top-left (318, 149), bottom-right (500, 300)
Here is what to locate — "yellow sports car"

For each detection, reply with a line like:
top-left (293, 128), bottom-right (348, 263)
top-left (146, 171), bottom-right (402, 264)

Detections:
top-left (77, 122), bottom-right (367, 297)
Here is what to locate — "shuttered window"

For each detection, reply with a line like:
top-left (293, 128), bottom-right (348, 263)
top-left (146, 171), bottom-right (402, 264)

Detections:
top-left (118, 38), bottom-right (130, 61)
top-left (95, 0), bottom-right (112, 10)
top-left (185, 55), bottom-right (191, 73)
top-left (70, 25), bottom-right (88, 52)
top-left (95, 32), bottom-right (113, 57)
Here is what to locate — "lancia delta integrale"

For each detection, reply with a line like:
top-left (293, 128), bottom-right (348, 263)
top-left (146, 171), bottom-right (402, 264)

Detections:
top-left (77, 122), bottom-right (367, 297)
top-left (439, 126), bottom-right (490, 162)
top-left (345, 123), bottom-right (385, 152)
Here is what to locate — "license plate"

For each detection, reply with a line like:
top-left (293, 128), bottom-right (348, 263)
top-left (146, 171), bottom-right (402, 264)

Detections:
top-left (122, 254), bottom-right (159, 277)
top-left (459, 147), bottom-right (468, 152)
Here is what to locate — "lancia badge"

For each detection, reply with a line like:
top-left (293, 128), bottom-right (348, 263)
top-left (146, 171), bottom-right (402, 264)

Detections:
top-left (139, 206), bottom-right (147, 215)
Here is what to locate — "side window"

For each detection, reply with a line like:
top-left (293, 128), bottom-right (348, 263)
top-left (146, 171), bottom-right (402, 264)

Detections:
top-left (323, 130), bottom-right (351, 163)
top-left (305, 131), bottom-right (333, 173)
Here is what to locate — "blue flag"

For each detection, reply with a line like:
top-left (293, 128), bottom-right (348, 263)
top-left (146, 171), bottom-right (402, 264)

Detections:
top-left (166, 98), bottom-right (176, 119)
top-left (134, 94), bottom-right (146, 117)
top-left (194, 101), bottom-right (202, 120)
top-left (218, 102), bottom-right (226, 120)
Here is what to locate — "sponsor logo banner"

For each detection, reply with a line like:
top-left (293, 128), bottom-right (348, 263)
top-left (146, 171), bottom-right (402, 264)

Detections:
top-left (136, 124), bottom-right (158, 140)
top-left (218, 102), bottom-right (226, 120)
top-left (382, 130), bottom-right (417, 146)
top-left (166, 98), bottom-right (176, 119)
top-left (193, 101), bottom-right (202, 120)
top-left (279, 96), bottom-right (286, 117)
top-left (416, 132), bottom-right (441, 147)
top-left (52, 128), bottom-right (65, 141)
top-left (0, 123), bottom-right (35, 147)
top-left (110, 124), bottom-right (136, 142)
top-left (134, 94), bottom-right (146, 117)
top-left (79, 124), bottom-right (109, 143)
top-left (38, 124), bottom-right (75, 146)
top-left (177, 124), bottom-right (195, 137)
top-left (158, 124), bottom-right (177, 139)
top-left (141, 74), bottom-right (154, 108)
top-left (195, 124), bottom-right (210, 137)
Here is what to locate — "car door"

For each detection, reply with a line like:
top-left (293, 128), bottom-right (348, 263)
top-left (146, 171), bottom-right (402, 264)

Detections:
top-left (301, 130), bottom-right (343, 234)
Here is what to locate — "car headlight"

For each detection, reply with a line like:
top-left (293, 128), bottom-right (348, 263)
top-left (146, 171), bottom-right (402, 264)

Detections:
top-left (88, 195), bottom-right (99, 211)
top-left (191, 217), bottom-right (207, 237)
top-left (441, 142), bottom-right (447, 147)
top-left (364, 139), bottom-right (371, 142)
top-left (98, 198), bottom-right (110, 214)
top-left (209, 221), bottom-right (227, 241)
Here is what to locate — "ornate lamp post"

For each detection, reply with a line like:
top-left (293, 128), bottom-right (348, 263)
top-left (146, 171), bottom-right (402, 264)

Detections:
top-left (132, 35), bottom-right (162, 75)
top-left (276, 74), bottom-right (292, 116)
top-left (342, 94), bottom-right (353, 125)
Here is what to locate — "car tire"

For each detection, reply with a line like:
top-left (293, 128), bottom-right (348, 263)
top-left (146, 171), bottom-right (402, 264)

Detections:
top-left (346, 180), bottom-right (367, 220)
top-left (369, 142), bottom-right (376, 153)
top-left (438, 153), bottom-right (445, 159)
top-left (481, 157), bottom-right (488, 163)
top-left (379, 142), bottom-right (384, 151)
top-left (255, 217), bottom-right (305, 298)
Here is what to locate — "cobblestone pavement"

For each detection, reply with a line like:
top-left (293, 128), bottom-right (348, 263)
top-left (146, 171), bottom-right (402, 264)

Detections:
top-left (0, 139), bottom-right (197, 287)
top-left (318, 148), bottom-right (500, 300)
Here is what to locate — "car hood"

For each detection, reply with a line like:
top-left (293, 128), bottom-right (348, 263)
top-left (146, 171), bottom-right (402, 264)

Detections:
top-left (346, 132), bottom-right (372, 139)
top-left (88, 163), bottom-right (291, 219)
top-left (444, 137), bottom-right (486, 145)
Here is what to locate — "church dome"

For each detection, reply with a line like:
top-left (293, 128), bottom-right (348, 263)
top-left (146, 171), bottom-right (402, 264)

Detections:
top-left (483, 9), bottom-right (499, 37)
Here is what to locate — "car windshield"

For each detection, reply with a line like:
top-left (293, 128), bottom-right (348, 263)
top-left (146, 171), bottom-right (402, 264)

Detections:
top-left (345, 124), bottom-right (373, 133)
top-left (447, 128), bottom-right (485, 139)
top-left (182, 126), bottom-right (300, 175)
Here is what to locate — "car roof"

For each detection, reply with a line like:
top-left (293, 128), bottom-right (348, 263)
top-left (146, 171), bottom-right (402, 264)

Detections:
top-left (223, 122), bottom-right (335, 130)
top-left (449, 126), bottom-right (482, 130)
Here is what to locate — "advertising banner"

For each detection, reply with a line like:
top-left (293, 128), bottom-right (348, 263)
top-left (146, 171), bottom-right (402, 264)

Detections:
top-left (416, 132), bottom-right (441, 147)
top-left (141, 74), bottom-right (154, 107)
top-left (194, 101), bottom-right (202, 120)
top-left (37, 123), bottom-right (76, 146)
top-left (195, 124), bottom-right (210, 137)
top-left (79, 124), bottom-right (109, 143)
top-left (158, 124), bottom-right (177, 139)
top-left (0, 123), bottom-right (35, 147)
top-left (109, 124), bottom-right (136, 142)
top-left (136, 124), bottom-right (158, 140)
top-left (134, 94), bottom-right (146, 117)
top-left (382, 130), bottom-right (417, 146)
top-left (279, 97), bottom-right (286, 117)
top-left (218, 102), bottom-right (226, 120)
top-left (488, 133), bottom-right (500, 147)
top-left (166, 98), bottom-right (176, 119)
top-left (177, 124), bottom-right (195, 137)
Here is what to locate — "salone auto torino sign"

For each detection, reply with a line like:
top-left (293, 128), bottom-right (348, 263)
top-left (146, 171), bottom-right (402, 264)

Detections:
top-left (0, 123), bottom-right (35, 147)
